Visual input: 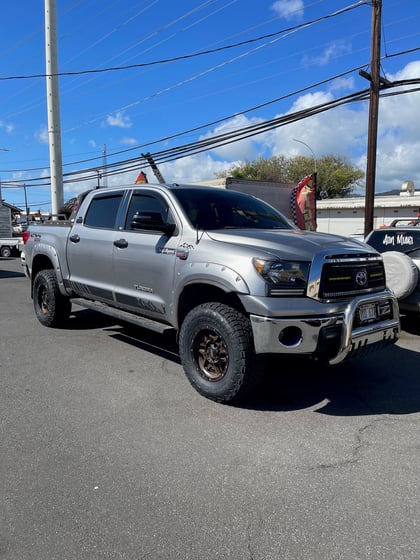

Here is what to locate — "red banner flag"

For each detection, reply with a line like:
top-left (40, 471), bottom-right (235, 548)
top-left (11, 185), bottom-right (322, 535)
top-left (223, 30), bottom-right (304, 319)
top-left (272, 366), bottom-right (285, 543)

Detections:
top-left (135, 171), bottom-right (148, 184)
top-left (290, 174), bottom-right (317, 231)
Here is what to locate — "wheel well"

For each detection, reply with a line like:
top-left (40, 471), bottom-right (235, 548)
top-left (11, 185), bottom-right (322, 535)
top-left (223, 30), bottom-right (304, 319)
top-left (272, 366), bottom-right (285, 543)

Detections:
top-left (31, 255), bottom-right (54, 290)
top-left (177, 283), bottom-right (246, 328)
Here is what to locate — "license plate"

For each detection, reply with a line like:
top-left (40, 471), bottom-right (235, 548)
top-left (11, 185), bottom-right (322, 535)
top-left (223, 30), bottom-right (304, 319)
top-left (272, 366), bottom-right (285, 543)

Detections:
top-left (359, 303), bottom-right (377, 323)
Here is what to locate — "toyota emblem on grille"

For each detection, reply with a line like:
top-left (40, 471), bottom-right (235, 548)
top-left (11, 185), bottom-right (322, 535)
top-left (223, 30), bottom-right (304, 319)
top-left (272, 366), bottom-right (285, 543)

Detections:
top-left (355, 269), bottom-right (368, 287)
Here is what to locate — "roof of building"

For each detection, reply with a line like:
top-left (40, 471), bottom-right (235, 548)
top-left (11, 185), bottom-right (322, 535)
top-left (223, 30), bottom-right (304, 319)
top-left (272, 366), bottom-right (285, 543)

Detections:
top-left (317, 192), bottom-right (420, 210)
top-left (0, 200), bottom-right (23, 213)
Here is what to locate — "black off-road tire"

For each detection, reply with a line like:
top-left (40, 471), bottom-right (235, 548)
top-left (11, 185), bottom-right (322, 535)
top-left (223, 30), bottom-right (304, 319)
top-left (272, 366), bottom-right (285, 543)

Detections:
top-left (179, 302), bottom-right (259, 403)
top-left (33, 269), bottom-right (72, 327)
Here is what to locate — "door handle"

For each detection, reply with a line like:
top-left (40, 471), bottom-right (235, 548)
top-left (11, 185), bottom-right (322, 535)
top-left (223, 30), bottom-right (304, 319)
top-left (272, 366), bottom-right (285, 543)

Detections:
top-left (69, 234), bottom-right (80, 243)
top-left (114, 238), bottom-right (128, 248)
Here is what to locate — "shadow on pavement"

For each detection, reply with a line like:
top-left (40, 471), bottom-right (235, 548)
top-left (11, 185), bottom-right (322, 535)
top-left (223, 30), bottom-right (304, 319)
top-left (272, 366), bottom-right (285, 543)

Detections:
top-left (68, 308), bottom-right (420, 417)
top-left (243, 345), bottom-right (420, 416)
top-left (400, 314), bottom-right (420, 336)
top-left (0, 268), bottom-right (25, 279)
top-left (68, 308), bottom-right (180, 362)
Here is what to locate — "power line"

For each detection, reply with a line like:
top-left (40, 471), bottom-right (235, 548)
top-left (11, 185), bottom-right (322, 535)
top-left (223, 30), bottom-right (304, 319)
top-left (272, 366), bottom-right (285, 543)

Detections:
top-left (2, 76), bottom-right (419, 191)
top-left (0, 64), bottom-right (363, 174)
top-left (1, 42), bottom-right (417, 178)
top-left (0, 1), bottom-right (367, 82)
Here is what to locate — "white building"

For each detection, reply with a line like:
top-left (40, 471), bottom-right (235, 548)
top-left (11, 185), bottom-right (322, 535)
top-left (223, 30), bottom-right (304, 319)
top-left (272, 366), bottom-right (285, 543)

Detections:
top-left (316, 181), bottom-right (420, 237)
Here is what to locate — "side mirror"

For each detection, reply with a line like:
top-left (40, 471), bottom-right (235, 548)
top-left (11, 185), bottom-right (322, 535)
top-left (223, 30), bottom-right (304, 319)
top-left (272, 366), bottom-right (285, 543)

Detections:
top-left (130, 214), bottom-right (176, 235)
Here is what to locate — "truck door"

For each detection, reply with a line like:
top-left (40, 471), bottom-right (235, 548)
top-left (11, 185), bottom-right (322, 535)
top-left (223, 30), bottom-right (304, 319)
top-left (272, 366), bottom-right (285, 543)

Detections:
top-left (112, 190), bottom-right (181, 322)
top-left (66, 191), bottom-right (124, 303)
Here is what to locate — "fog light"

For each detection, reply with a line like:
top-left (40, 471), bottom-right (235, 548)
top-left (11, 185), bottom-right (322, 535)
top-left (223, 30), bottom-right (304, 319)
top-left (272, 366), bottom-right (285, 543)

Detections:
top-left (278, 326), bottom-right (303, 347)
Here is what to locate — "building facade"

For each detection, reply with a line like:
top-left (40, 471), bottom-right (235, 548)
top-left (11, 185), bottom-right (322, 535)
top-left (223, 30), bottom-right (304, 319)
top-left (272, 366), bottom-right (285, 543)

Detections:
top-left (316, 182), bottom-right (420, 237)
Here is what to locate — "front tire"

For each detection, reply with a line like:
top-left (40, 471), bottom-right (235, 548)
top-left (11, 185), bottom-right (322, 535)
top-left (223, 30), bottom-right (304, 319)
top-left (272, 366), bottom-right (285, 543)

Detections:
top-left (33, 269), bottom-right (72, 327)
top-left (179, 302), bottom-right (258, 403)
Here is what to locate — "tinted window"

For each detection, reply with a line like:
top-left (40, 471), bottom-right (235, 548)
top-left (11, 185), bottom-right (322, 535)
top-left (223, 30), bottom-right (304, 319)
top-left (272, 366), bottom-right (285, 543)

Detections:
top-left (172, 187), bottom-right (294, 230)
top-left (125, 193), bottom-right (171, 230)
top-left (84, 194), bottom-right (122, 229)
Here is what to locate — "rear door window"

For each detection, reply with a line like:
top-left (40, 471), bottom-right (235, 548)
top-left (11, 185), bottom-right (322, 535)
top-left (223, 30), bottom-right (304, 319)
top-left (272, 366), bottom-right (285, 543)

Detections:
top-left (84, 194), bottom-right (123, 229)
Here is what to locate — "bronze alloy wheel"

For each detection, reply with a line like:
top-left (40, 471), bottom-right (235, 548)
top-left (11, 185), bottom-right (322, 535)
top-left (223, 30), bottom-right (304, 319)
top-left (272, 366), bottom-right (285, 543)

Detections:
top-left (194, 329), bottom-right (229, 382)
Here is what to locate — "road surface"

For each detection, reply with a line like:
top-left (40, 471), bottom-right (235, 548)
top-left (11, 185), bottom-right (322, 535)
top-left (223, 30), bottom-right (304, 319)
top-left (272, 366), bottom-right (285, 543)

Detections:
top-left (1, 256), bottom-right (420, 559)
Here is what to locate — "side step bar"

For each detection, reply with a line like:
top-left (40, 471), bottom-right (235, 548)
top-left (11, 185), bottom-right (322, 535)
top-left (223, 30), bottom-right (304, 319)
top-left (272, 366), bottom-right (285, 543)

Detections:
top-left (71, 298), bottom-right (174, 335)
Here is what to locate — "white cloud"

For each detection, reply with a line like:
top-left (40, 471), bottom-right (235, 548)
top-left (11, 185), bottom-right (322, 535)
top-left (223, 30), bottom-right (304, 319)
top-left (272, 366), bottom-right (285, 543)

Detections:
top-left (120, 137), bottom-right (137, 146)
top-left (199, 114), bottom-right (267, 161)
top-left (187, 60), bottom-right (420, 194)
top-left (64, 61), bottom-right (420, 197)
top-left (89, 139), bottom-right (97, 148)
top-left (302, 40), bottom-right (352, 67)
top-left (36, 126), bottom-right (49, 144)
top-left (160, 153), bottom-right (235, 184)
top-left (387, 60), bottom-right (420, 81)
top-left (0, 120), bottom-right (14, 134)
top-left (265, 91), bottom-right (367, 164)
top-left (271, 0), bottom-right (304, 20)
top-left (11, 171), bottom-right (25, 181)
top-left (342, 60), bottom-right (420, 191)
top-left (328, 76), bottom-right (354, 93)
top-left (106, 111), bottom-right (132, 128)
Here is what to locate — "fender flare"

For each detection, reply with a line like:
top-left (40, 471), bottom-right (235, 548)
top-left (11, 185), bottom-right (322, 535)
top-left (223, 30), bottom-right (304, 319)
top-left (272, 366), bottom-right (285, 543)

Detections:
top-left (31, 244), bottom-right (69, 297)
top-left (173, 262), bottom-right (250, 327)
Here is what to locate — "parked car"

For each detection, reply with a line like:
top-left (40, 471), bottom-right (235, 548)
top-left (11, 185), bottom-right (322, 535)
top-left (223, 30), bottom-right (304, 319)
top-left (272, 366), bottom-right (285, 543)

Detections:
top-left (12, 218), bottom-right (30, 234)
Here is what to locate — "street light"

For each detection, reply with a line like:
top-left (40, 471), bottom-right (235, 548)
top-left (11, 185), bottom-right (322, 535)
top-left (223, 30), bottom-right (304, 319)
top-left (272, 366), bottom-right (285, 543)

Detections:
top-left (293, 139), bottom-right (317, 173)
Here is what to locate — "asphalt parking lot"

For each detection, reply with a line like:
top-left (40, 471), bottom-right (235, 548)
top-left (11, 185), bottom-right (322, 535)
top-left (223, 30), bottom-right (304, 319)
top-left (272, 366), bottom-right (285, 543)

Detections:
top-left (1, 256), bottom-right (420, 559)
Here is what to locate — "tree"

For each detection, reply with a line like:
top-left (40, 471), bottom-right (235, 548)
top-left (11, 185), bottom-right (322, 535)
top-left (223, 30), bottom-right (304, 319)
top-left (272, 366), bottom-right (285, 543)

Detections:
top-left (312, 155), bottom-right (364, 199)
top-left (217, 155), bottom-right (364, 198)
top-left (217, 155), bottom-right (291, 183)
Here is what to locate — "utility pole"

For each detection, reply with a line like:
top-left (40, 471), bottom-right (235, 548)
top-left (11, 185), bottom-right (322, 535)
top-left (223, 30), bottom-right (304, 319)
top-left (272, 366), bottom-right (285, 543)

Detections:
top-left (141, 152), bottom-right (166, 184)
top-left (361, 0), bottom-right (382, 237)
top-left (45, 0), bottom-right (64, 215)
top-left (102, 144), bottom-right (108, 187)
top-left (24, 184), bottom-right (29, 217)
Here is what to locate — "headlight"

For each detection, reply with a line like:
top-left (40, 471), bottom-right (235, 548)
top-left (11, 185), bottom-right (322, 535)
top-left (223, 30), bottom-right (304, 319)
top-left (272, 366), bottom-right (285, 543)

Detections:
top-left (252, 258), bottom-right (310, 295)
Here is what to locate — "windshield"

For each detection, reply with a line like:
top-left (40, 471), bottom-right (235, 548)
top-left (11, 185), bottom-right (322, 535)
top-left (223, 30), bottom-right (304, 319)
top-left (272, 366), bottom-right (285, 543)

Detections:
top-left (172, 187), bottom-right (294, 231)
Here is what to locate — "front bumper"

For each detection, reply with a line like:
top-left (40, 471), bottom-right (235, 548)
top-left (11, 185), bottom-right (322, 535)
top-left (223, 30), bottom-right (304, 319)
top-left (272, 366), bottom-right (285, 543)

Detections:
top-left (249, 291), bottom-right (400, 365)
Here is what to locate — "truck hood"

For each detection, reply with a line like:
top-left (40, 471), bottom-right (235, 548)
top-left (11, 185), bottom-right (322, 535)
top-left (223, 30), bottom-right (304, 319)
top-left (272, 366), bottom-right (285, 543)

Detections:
top-left (206, 228), bottom-right (372, 260)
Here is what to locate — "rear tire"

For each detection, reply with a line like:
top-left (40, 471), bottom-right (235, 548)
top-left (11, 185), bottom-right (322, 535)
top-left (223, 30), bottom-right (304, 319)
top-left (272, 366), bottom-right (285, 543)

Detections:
top-left (179, 302), bottom-right (259, 403)
top-left (33, 269), bottom-right (72, 327)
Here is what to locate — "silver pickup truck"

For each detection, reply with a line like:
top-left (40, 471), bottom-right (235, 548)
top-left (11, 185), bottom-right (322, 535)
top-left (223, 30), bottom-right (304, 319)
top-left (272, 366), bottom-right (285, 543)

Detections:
top-left (23, 183), bottom-right (400, 402)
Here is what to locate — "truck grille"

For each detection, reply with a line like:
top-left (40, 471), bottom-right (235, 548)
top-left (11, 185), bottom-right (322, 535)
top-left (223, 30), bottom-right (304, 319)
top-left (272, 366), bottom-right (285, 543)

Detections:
top-left (318, 257), bottom-right (386, 299)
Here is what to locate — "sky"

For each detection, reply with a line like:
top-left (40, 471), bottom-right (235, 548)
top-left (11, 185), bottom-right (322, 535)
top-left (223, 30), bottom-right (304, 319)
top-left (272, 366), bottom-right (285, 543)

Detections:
top-left (0, 0), bottom-right (419, 212)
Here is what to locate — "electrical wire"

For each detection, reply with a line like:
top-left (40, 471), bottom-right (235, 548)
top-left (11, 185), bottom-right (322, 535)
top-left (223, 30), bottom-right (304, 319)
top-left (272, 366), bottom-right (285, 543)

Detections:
top-left (0, 63), bottom-right (365, 174)
top-left (0, 1), bottom-right (367, 82)
top-left (2, 76), bottom-right (419, 191)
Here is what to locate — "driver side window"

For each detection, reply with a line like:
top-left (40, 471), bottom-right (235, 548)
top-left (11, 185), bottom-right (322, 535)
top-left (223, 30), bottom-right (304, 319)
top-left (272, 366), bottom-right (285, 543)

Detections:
top-left (125, 193), bottom-right (170, 231)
